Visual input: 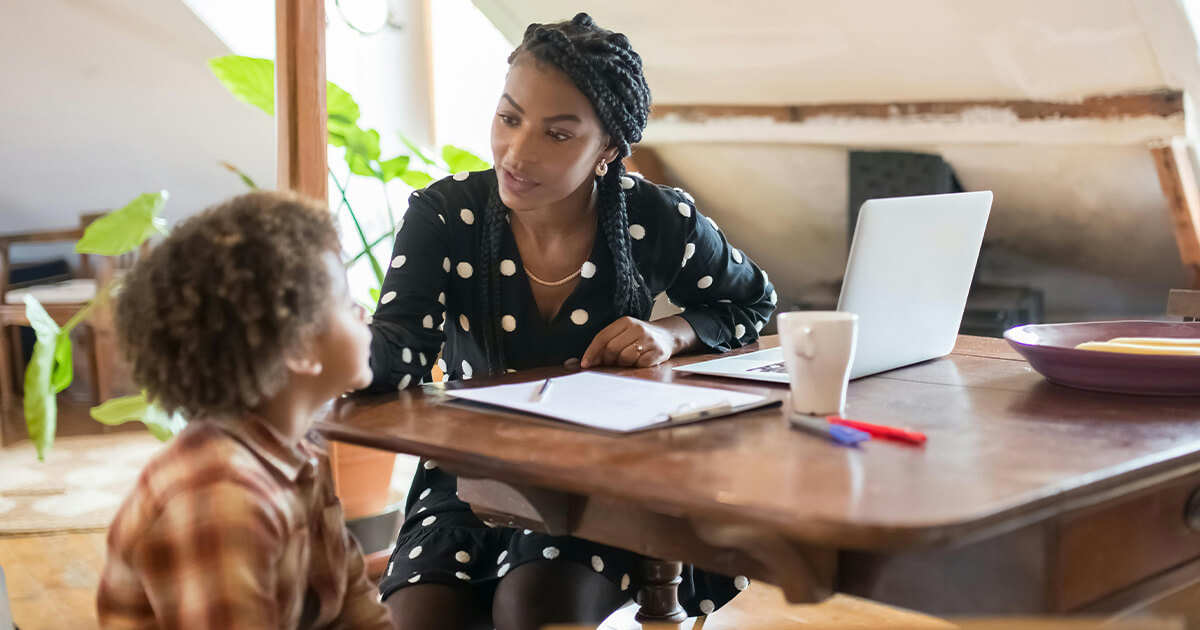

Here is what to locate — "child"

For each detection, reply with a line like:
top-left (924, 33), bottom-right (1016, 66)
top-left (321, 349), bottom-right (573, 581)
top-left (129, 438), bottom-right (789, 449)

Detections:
top-left (97, 191), bottom-right (391, 629)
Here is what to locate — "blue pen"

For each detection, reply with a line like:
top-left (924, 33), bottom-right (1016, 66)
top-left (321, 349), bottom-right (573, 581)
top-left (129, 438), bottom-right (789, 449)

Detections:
top-left (787, 413), bottom-right (870, 446)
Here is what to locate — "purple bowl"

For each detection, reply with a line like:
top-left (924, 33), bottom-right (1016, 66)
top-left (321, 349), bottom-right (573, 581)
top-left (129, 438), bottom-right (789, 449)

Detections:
top-left (1003, 320), bottom-right (1200, 396)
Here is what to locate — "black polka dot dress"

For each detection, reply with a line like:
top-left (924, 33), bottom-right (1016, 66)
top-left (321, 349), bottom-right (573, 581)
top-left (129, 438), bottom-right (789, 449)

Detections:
top-left (368, 169), bottom-right (775, 615)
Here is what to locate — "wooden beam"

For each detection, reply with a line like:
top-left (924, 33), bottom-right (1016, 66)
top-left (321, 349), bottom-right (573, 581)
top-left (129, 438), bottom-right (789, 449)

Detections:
top-left (275, 0), bottom-right (327, 200)
top-left (651, 90), bottom-right (1184, 124)
top-left (1150, 139), bottom-right (1200, 290)
top-left (642, 90), bottom-right (1186, 147)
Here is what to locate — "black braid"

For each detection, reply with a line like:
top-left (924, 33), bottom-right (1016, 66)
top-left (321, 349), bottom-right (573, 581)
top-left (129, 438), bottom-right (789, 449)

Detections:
top-left (477, 12), bottom-right (654, 375)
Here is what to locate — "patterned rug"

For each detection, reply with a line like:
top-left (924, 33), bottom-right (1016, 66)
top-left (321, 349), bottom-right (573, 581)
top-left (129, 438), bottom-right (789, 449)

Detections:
top-left (0, 432), bottom-right (166, 535)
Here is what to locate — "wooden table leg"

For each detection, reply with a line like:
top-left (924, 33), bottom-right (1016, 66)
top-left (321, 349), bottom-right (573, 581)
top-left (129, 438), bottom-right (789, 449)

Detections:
top-left (0, 324), bottom-right (14, 445)
top-left (635, 558), bottom-right (688, 625)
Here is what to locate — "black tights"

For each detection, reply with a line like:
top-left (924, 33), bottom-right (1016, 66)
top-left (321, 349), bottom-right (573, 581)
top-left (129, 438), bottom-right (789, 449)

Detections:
top-left (385, 560), bottom-right (630, 630)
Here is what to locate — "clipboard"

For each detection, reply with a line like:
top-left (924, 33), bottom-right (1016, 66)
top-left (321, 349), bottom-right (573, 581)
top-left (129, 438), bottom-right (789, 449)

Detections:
top-left (443, 372), bottom-right (780, 433)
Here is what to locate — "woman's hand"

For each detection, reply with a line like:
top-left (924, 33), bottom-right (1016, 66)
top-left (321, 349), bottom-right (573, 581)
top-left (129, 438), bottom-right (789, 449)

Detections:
top-left (580, 316), bottom-right (698, 368)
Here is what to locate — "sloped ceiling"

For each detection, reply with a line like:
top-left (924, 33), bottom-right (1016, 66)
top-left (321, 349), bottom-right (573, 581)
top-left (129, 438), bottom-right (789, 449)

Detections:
top-left (1, 0), bottom-right (274, 235)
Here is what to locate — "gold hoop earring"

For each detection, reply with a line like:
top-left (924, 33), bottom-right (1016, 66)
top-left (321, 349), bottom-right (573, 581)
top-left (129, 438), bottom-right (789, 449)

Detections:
top-left (595, 161), bottom-right (608, 177)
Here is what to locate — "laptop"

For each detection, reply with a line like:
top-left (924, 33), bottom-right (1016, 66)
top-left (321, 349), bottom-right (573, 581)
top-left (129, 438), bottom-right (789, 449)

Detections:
top-left (675, 190), bottom-right (993, 382)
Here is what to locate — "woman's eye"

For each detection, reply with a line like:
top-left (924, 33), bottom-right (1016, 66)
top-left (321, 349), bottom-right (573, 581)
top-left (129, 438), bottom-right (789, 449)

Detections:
top-left (548, 130), bottom-right (571, 142)
top-left (497, 113), bottom-right (518, 127)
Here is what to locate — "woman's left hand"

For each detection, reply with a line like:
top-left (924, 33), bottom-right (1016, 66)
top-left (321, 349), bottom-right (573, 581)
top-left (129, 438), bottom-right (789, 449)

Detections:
top-left (580, 316), bottom-right (677, 368)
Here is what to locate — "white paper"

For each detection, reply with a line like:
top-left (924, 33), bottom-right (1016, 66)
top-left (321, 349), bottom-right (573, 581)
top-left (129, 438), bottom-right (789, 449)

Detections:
top-left (444, 372), bottom-right (767, 432)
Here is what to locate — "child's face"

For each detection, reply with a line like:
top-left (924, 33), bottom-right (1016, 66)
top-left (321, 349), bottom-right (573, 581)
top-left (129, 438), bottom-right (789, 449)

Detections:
top-left (311, 251), bottom-right (373, 394)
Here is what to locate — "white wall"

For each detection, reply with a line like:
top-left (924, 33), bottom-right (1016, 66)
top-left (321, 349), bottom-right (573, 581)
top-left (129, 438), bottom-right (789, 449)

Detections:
top-left (0, 0), bottom-right (275, 245)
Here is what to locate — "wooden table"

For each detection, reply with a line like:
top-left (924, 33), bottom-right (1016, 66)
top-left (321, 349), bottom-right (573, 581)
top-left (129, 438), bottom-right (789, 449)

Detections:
top-left (317, 335), bottom-right (1200, 618)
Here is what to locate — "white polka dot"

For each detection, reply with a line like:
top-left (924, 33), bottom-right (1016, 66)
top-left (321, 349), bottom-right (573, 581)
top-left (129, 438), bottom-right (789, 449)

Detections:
top-left (419, 488), bottom-right (431, 500)
top-left (498, 563), bottom-right (511, 577)
top-left (732, 249), bottom-right (743, 264)
top-left (523, 529), bottom-right (532, 535)
top-left (621, 574), bottom-right (630, 591)
top-left (700, 599), bottom-right (715, 615)
top-left (629, 171), bottom-right (644, 179)
top-left (456, 571), bottom-right (471, 580)
top-left (443, 257), bottom-right (451, 273)
top-left (500, 259), bottom-right (516, 276)
top-left (677, 202), bottom-right (692, 218)
top-left (570, 309), bottom-right (589, 325)
top-left (629, 224), bottom-right (646, 240)
top-left (391, 254), bottom-right (406, 269)
top-left (542, 546), bottom-right (560, 560)
top-left (735, 324), bottom-right (746, 339)
top-left (459, 314), bottom-right (470, 332)
top-left (402, 348), bottom-right (413, 363)
top-left (619, 176), bottom-right (635, 190)
top-left (501, 315), bottom-right (516, 332)
top-left (437, 358), bottom-right (446, 372)
top-left (422, 515), bottom-right (437, 526)
top-left (453, 171), bottom-right (470, 181)
top-left (381, 291), bottom-right (397, 304)
top-left (423, 460), bottom-right (437, 470)
top-left (455, 550), bottom-right (471, 563)
top-left (564, 357), bottom-right (580, 368)
top-left (697, 276), bottom-right (714, 289)
top-left (762, 269), bottom-right (770, 283)
top-left (439, 214), bottom-right (445, 223)
top-left (707, 216), bottom-right (720, 231)
top-left (497, 551), bottom-right (508, 564)
top-left (460, 208), bottom-right (474, 224)
top-left (462, 361), bottom-right (473, 378)
top-left (422, 315), bottom-right (434, 329)
top-left (770, 290), bottom-right (778, 304)
top-left (387, 562), bottom-right (394, 576)
top-left (408, 573), bottom-right (421, 583)
top-left (419, 353), bottom-right (427, 366)
top-left (755, 320), bottom-right (765, 332)
top-left (395, 218), bottom-right (405, 232)
top-left (734, 575), bottom-right (750, 591)
top-left (398, 374), bottom-right (412, 390)
top-left (591, 556), bottom-right (605, 572)
top-left (718, 299), bottom-right (732, 304)
top-left (438, 292), bottom-right (446, 305)
top-left (365, 314), bottom-right (373, 325)
top-left (457, 262), bottom-right (473, 279)
top-left (409, 546), bottom-right (423, 559)
top-left (417, 506), bottom-right (427, 513)
top-left (580, 261), bottom-right (596, 279)
top-left (684, 243), bottom-right (696, 260)
top-left (506, 368), bottom-right (517, 373)
top-left (683, 191), bottom-right (695, 203)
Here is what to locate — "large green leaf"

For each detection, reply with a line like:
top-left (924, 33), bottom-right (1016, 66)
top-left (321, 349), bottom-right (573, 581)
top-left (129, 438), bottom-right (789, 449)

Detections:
top-left (219, 161), bottom-right (259, 189)
top-left (76, 191), bottom-right (168, 256)
top-left (91, 393), bottom-right (185, 442)
top-left (208, 55), bottom-right (275, 116)
top-left (379, 155), bottom-right (410, 182)
top-left (327, 81), bottom-right (361, 126)
top-left (400, 170), bottom-right (435, 190)
top-left (23, 296), bottom-right (62, 461)
top-left (442, 144), bottom-right (490, 174)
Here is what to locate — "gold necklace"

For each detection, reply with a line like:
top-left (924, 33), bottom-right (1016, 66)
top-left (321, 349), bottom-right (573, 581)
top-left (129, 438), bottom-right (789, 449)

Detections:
top-left (524, 265), bottom-right (582, 287)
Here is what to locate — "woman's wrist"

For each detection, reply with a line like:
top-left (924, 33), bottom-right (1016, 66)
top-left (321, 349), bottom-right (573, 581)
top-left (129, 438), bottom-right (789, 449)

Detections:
top-left (655, 315), bottom-right (699, 356)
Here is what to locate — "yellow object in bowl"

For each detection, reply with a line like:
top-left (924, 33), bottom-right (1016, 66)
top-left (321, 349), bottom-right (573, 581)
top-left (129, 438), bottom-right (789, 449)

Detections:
top-left (1074, 340), bottom-right (1200, 355)
top-left (1108, 336), bottom-right (1200, 348)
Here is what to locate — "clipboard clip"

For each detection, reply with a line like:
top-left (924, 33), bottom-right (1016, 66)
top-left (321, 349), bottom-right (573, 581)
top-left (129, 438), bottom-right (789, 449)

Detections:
top-left (667, 401), bottom-right (733, 423)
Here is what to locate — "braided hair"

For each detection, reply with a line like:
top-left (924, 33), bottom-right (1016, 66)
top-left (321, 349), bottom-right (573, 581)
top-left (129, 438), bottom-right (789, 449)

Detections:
top-left (477, 12), bottom-right (654, 375)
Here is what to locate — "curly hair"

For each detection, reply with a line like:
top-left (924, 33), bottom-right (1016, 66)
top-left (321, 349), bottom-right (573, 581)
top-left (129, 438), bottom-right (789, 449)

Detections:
top-left (114, 190), bottom-right (341, 420)
top-left (477, 12), bottom-right (654, 374)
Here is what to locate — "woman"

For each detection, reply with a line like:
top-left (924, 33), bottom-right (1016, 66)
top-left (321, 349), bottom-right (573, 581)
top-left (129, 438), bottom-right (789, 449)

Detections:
top-left (368, 13), bottom-right (776, 629)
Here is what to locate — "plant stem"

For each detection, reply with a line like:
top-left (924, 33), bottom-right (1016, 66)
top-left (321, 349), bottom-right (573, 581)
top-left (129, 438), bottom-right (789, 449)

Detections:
top-left (377, 174), bottom-right (397, 230)
top-left (61, 280), bottom-right (116, 334)
top-left (330, 169), bottom-right (385, 285)
top-left (348, 232), bottom-right (391, 266)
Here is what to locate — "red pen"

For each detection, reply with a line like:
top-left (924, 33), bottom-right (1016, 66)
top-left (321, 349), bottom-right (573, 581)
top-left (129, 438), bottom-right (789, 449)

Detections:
top-left (826, 416), bottom-right (927, 445)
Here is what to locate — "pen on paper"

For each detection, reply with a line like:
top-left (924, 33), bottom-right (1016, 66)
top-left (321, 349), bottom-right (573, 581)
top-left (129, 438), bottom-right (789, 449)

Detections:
top-left (530, 378), bottom-right (553, 402)
top-left (668, 401), bottom-right (732, 423)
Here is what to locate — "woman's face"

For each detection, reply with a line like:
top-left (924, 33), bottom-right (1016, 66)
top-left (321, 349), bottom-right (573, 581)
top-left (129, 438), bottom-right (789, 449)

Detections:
top-left (491, 57), bottom-right (616, 212)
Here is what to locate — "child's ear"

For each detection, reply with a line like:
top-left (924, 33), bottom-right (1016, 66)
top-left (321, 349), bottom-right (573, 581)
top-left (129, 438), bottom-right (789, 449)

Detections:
top-left (285, 354), bottom-right (323, 377)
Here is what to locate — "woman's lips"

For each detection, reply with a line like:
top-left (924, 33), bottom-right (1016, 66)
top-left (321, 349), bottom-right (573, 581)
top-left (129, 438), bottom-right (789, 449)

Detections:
top-left (499, 167), bottom-right (539, 195)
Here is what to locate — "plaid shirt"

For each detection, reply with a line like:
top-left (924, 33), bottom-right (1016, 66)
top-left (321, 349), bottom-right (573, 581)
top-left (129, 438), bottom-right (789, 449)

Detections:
top-left (97, 416), bottom-right (391, 629)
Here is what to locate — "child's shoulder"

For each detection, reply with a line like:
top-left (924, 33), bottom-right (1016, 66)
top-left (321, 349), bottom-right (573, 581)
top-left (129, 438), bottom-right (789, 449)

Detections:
top-left (121, 421), bottom-right (295, 529)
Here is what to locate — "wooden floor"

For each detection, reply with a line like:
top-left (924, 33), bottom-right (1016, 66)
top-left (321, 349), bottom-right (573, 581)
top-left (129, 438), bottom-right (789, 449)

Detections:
top-left (0, 531), bottom-right (106, 630)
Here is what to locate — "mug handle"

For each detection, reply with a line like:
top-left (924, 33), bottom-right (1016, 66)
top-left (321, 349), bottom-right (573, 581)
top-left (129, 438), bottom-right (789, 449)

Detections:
top-left (792, 326), bottom-right (815, 359)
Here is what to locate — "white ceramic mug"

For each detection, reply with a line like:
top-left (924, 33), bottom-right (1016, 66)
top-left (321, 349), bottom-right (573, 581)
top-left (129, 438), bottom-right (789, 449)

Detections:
top-left (777, 311), bottom-right (859, 417)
